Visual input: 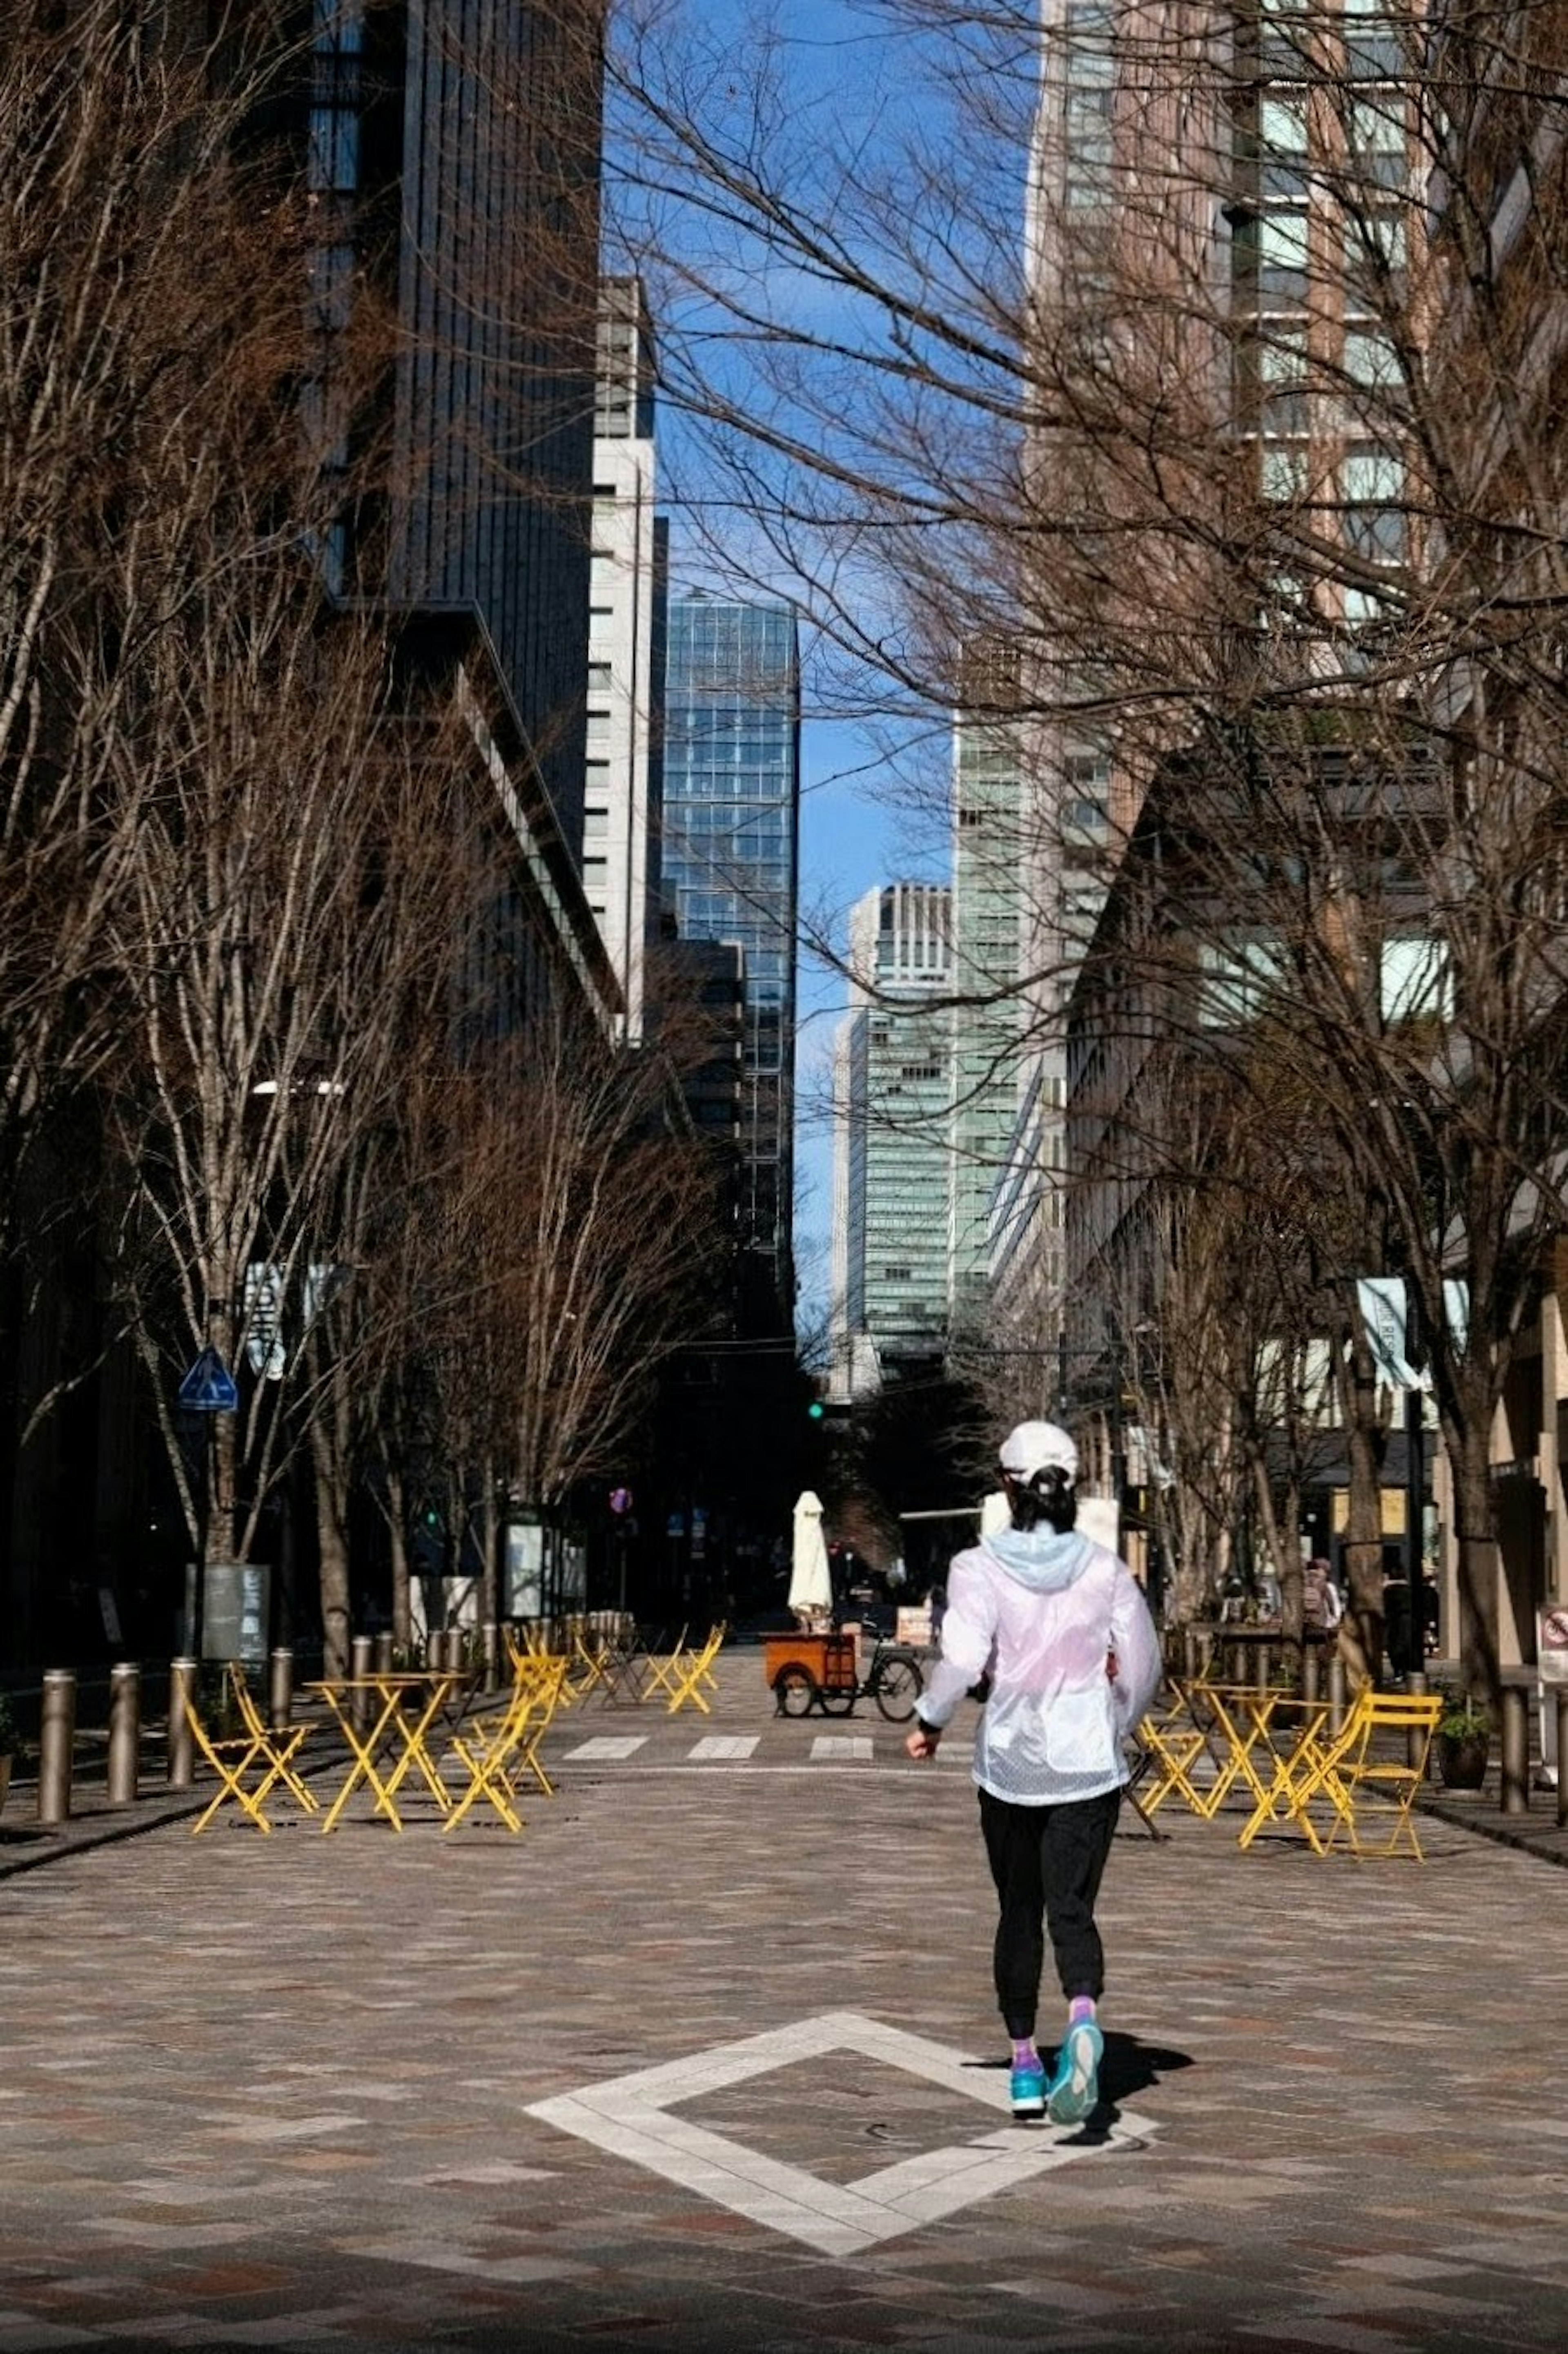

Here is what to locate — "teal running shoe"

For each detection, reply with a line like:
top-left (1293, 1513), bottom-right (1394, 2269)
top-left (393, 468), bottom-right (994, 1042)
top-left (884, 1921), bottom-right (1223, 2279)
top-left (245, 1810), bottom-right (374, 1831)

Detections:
top-left (1046, 2020), bottom-right (1102, 2124)
top-left (1009, 2057), bottom-right (1046, 2119)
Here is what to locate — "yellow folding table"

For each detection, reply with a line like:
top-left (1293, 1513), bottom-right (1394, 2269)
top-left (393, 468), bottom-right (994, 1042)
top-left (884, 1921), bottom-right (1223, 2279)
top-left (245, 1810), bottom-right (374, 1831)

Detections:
top-left (305, 1671), bottom-right (464, 1833)
top-left (1139, 1679), bottom-right (1287, 1821)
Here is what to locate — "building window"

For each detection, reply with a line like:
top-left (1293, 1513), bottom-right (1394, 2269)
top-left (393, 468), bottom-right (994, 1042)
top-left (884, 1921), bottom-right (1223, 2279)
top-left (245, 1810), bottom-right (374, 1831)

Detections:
top-left (1199, 935), bottom-right (1287, 1027)
top-left (1259, 96), bottom-right (1310, 201)
top-left (1259, 209), bottom-right (1310, 303)
top-left (1342, 444), bottom-right (1405, 562)
top-left (1343, 0), bottom-right (1405, 82)
top-left (1381, 935), bottom-right (1451, 1024)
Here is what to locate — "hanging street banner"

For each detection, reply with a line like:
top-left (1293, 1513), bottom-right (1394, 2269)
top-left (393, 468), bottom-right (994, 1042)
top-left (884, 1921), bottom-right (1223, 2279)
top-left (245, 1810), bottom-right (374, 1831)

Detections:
top-left (1355, 1277), bottom-right (1470, 1393)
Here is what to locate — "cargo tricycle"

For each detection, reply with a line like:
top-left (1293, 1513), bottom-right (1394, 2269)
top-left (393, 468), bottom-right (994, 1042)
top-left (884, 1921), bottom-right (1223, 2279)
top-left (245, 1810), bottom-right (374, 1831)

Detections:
top-left (762, 1628), bottom-right (923, 1721)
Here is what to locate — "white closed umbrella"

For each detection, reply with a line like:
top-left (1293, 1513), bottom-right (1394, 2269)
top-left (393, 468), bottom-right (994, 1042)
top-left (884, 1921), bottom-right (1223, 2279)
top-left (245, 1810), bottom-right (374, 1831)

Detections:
top-left (788, 1489), bottom-right (833, 1620)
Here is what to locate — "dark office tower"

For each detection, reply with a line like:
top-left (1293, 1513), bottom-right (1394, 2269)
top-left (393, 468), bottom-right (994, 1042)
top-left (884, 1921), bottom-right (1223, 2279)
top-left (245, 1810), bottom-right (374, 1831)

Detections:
top-left (662, 596), bottom-right (801, 1329)
top-left (307, 0), bottom-right (606, 856)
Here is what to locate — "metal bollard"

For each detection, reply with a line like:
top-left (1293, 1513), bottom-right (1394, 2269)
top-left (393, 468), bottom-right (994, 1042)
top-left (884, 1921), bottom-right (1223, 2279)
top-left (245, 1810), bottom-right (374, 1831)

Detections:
top-left (1500, 1685), bottom-right (1529, 1815)
top-left (167, 1657), bottom-right (197, 1788)
top-left (1255, 1642), bottom-right (1272, 1695)
top-left (425, 1628), bottom-right (445, 1672)
top-left (37, 1670), bottom-right (76, 1826)
top-left (373, 1632), bottom-right (395, 1675)
top-left (1183, 1627), bottom-right (1200, 1681)
top-left (1303, 1644), bottom-right (1321, 1704)
top-left (107, 1663), bottom-right (141, 1806)
top-left (1557, 1692), bottom-right (1568, 1832)
top-left (268, 1648), bottom-right (294, 1728)
top-left (350, 1632), bottom-right (374, 1730)
top-left (1327, 1655), bottom-right (1348, 1734)
top-left (482, 1621), bottom-right (499, 1692)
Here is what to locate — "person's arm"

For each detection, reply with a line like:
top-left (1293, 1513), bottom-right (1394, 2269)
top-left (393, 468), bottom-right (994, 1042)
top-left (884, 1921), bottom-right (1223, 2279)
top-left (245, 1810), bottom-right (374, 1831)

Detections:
top-left (1107, 1560), bottom-right (1163, 1734)
top-left (904, 1555), bottom-right (995, 1760)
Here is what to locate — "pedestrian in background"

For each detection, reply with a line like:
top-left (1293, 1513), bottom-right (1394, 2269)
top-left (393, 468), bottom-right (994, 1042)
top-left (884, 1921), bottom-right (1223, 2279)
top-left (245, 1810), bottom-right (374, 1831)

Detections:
top-left (1302, 1555), bottom-right (1341, 1634)
top-left (906, 1421), bottom-right (1161, 2124)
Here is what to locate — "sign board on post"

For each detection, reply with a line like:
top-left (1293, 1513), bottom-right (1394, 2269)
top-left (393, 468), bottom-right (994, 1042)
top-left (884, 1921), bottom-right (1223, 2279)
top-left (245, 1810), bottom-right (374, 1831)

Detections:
top-left (177, 1346), bottom-right (238, 1413)
top-left (503, 1519), bottom-right (543, 1621)
top-left (1538, 1606), bottom-right (1568, 1679)
top-left (201, 1561), bottom-right (270, 1665)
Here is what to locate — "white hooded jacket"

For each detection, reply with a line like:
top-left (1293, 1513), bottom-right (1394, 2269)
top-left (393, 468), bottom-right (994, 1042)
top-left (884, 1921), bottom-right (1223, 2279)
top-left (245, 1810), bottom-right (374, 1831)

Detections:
top-left (917, 1525), bottom-right (1163, 1805)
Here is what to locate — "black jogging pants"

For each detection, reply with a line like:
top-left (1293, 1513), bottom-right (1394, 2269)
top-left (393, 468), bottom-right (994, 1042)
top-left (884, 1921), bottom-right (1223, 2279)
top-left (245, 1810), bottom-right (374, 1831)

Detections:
top-left (977, 1784), bottom-right (1121, 2038)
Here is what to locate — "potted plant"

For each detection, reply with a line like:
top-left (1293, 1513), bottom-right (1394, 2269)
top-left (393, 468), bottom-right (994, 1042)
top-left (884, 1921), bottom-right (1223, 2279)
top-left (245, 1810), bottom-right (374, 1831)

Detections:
top-left (0, 1690), bottom-right (16, 1817)
top-left (1435, 1690), bottom-right (1491, 1789)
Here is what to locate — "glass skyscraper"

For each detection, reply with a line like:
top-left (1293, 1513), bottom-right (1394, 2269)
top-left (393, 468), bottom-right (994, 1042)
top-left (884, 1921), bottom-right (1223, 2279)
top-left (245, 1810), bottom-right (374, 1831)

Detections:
top-left (662, 596), bottom-right (800, 1326)
top-left (830, 885), bottom-right (954, 1398)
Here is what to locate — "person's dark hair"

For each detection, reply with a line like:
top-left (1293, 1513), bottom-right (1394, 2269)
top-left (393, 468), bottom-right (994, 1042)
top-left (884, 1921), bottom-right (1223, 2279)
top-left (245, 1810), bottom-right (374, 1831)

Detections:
top-left (1004, 1465), bottom-right (1076, 1534)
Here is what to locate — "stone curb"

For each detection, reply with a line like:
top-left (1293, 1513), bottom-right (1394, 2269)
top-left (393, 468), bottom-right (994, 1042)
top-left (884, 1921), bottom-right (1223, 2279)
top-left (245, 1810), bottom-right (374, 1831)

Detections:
top-left (0, 1790), bottom-right (206, 1879)
top-left (1417, 1790), bottom-right (1568, 1869)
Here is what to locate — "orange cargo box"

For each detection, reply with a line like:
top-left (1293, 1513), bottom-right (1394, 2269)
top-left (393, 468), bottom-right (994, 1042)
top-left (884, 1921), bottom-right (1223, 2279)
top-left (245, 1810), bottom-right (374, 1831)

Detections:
top-left (762, 1630), bottom-right (856, 1694)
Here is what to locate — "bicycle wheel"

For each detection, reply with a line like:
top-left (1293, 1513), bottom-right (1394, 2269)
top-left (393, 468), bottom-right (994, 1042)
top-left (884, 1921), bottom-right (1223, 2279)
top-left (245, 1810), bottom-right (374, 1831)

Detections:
top-left (871, 1653), bottom-right (922, 1723)
top-left (774, 1665), bottom-right (818, 1717)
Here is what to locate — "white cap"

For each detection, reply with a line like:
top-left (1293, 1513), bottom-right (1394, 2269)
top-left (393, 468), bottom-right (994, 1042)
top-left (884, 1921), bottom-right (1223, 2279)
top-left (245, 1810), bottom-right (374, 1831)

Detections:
top-left (998, 1420), bottom-right (1078, 1484)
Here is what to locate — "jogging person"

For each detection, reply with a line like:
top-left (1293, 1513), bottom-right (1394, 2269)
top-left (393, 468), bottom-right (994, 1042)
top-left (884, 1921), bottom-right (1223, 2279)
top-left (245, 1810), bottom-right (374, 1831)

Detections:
top-left (906, 1420), bottom-right (1162, 2123)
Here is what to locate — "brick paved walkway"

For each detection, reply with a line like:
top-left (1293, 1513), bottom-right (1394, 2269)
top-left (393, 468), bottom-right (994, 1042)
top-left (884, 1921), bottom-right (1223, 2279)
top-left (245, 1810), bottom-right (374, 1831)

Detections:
top-left (2, 1647), bottom-right (1566, 2352)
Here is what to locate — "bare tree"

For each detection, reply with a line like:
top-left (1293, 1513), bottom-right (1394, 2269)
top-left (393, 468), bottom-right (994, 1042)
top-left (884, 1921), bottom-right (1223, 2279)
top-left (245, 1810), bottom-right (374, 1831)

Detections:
top-left (431, 1001), bottom-right (728, 1548)
top-left (0, 5), bottom-right (285, 1266)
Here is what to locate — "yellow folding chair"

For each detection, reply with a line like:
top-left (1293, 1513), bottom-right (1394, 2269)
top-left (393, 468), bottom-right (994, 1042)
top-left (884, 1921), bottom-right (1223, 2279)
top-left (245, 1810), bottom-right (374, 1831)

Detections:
top-left (443, 1656), bottom-right (569, 1832)
top-left (507, 1625), bottom-right (578, 1709)
top-left (639, 1624), bottom-right (689, 1703)
top-left (1136, 1690), bottom-right (1212, 1817)
top-left (185, 1690), bottom-right (309, 1836)
top-left (1318, 1691), bottom-right (1442, 1859)
top-left (228, 1665), bottom-right (317, 1818)
top-left (663, 1623), bottom-right (726, 1715)
top-left (566, 1620), bottom-right (614, 1700)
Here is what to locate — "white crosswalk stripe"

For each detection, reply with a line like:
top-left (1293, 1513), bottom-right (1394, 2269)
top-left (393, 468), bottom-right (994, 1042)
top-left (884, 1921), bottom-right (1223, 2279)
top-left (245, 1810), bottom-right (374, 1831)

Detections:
top-left (810, 1736), bottom-right (873, 1762)
top-left (562, 1736), bottom-right (649, 1761)
top-left (687, 1737), bottom-right (760, 1761)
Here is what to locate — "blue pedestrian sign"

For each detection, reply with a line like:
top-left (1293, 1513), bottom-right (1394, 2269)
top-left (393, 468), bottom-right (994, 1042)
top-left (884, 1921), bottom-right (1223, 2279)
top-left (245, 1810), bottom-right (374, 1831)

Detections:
top-left (178, 1345), bottom-right (239, 1413)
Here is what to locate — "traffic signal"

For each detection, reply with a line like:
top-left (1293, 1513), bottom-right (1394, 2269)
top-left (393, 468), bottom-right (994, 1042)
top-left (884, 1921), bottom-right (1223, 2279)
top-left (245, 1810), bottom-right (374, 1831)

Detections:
top-left (806, 1399), bottom-right (825, 1421)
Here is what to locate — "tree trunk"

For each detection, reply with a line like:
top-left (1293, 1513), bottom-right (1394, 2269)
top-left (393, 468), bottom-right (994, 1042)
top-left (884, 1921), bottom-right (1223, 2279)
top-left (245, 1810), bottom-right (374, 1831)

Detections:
top-left (1251, 1451), bottom-right (1298, 1640)
top-left (1447, 1410), bottom-right (1502, 1705)
top-left (385, 1465), bottom-right (411, 1654)
top-left (310, 1424), bottom-right (352, 1678)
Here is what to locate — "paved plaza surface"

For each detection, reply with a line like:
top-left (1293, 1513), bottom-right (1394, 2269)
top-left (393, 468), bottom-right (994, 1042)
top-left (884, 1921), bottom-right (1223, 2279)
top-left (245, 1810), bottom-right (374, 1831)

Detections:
top-left (2, 1648), bottom-right (1566, 2354)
